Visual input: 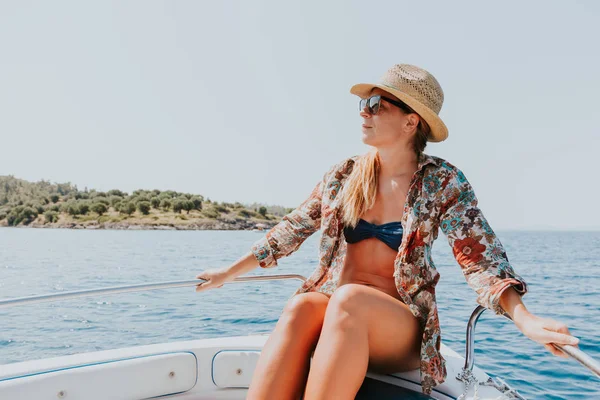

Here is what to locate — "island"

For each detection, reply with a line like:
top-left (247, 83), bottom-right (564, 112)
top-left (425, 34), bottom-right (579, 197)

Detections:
top-left (0, 176), bottom-right (289, 231)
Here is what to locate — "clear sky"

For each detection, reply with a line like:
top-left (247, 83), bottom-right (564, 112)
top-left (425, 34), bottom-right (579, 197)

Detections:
top-left (1, 1), bottom-right (598, 230)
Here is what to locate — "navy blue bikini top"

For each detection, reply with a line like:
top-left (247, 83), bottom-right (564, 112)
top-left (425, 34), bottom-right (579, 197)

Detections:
top-left (343, 219), bottom-right (404, 251)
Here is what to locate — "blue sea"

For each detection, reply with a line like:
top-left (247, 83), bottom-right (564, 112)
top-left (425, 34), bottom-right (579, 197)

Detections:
top-left (1, 228), bottom-right (599, 399)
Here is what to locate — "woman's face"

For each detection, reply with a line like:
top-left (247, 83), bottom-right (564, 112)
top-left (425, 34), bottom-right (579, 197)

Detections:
top-left (359, 87), bottom-right (420, 148)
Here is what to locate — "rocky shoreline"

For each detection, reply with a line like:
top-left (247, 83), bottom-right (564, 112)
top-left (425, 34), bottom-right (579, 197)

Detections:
top-left (6, 219), bottom-right (279, 231)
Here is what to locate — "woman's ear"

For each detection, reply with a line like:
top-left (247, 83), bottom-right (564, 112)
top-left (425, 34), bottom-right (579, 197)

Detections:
top-left (405, 114), bottom-right (420, 131)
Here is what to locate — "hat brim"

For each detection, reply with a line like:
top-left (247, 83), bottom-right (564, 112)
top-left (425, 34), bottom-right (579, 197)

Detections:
top-left (350, 83), bottom-right (448, 143)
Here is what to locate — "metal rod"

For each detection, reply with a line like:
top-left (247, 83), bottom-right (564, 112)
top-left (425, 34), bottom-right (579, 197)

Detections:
top-left (0, 274), bottom-right (307, 310)
top-left (462, 305), bottom-right (486, 372)
top-left (461, 305), bottom-right (600, 381)
top-left (552, 341), bottom-right (600, 377)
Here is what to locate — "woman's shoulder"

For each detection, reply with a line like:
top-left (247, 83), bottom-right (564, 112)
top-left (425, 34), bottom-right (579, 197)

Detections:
top-left (322, 155), bottom-right (360, 179)
top-left (422, 154), bottom-right (473, 194)
top-left (419, 154), bottom-right (477, 197)
top-left (422, 153), bottom-right (466, 178)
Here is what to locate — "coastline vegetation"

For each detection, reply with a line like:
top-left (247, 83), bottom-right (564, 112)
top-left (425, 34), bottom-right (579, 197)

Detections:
top-left (0, 176), bottom-right (291, 230)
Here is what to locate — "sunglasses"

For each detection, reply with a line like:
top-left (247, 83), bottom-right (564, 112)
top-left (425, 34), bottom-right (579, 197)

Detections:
top-left (359, 95), bottom-right (414, 115)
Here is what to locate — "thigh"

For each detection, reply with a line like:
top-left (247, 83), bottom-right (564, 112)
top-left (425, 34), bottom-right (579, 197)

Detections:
top-left (277, 292), bottom-right (330, 360)
top-left (329, 284), bottom-right (423, 373)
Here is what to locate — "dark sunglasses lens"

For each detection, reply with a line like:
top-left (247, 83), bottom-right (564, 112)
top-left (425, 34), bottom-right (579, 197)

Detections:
top-left (359, 98), bottom-right (367, 111)
top-left (368, 96), bottom-right (381, 114)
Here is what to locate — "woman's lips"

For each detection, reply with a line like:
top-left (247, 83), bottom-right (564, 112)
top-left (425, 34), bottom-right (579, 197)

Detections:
top-left (362, 124), bottom-right (371, 128)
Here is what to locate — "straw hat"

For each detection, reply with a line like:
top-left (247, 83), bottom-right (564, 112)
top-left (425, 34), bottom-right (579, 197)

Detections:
top-left (350, 64), bottom-right (448, 142)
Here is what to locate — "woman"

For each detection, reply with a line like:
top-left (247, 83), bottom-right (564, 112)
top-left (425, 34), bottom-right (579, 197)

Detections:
top-left (195, 64), bottom-right (580, 399)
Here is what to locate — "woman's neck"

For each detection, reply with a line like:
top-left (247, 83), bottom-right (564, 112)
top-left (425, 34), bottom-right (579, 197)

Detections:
top-left (376, 147), bottom-right (418, 179)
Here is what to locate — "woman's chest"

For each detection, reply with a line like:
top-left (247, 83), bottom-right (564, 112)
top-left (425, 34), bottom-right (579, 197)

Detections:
top-left (361, 175), bottom-right (414, 224)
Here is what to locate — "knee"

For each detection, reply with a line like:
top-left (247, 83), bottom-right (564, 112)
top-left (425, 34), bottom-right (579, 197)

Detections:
top-left (280, 293), bottom-right (328, 332)
top-left (328, 283), bottom-right (366, 314)
top-left (324, 284), bottom-right (369, 331)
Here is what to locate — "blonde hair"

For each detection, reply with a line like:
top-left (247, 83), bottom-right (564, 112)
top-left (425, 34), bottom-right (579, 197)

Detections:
top-left (340, 117), bottom-right (431, 228)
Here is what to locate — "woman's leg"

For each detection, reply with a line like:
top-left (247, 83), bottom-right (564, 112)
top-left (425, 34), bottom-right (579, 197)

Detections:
top-left (303, 284), bottom-right (422, 400)
top-left (247, 292), bottom-right (330, 400)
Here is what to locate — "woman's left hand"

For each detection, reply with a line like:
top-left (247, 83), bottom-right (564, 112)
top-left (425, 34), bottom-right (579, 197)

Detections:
top-left (515, 313), bottom-right (580, 358)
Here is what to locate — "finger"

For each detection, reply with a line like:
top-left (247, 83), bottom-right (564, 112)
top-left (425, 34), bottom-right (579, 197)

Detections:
top-left (548, 343), bottom-right (569, 358)
top-left (545, 331), bottom-right (580, 346)
top-left (545, 343), bottom-right (569, 358)
top-left (544, 343), bottom-right (561, 357)
top-left (195, 275), bottom-right (208, 285)
top-left (195, 281), bottom-right (210, 293)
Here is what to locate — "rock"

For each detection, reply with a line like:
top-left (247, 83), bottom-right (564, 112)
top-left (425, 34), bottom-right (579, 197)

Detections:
top-left (155, 225), bottom-right (176, 230)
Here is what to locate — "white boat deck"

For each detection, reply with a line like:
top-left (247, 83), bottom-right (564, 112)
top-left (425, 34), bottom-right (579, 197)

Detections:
top-left (0, 334), bottom-right (509, 399)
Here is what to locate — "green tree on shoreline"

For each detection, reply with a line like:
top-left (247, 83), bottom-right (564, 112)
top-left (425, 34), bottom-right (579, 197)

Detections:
top-left (0, 175), bottom-right (286, 227)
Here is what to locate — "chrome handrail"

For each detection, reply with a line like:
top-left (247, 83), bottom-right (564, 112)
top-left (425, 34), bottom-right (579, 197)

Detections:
top-left (0, 274), bottom-right (307, 310)
top-left (458, 305), bottom-right (599, 392)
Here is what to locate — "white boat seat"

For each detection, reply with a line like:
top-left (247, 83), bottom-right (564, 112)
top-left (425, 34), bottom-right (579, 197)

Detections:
top-left (212, 350), bottom-right (261, 388)
top-left (0, 352), bottom-right (197, 400)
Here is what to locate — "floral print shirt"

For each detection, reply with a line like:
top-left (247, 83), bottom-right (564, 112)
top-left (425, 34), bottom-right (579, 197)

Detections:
top-left (250, 152), bottom-right (528, 395)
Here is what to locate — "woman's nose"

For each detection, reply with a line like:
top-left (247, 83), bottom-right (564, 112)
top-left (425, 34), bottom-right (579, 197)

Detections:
top-left (359, 107), bottom-right (371, 118)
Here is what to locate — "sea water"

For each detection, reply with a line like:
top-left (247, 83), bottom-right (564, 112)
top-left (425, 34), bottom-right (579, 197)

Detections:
top-left (0, 228), bottom-right (598, 399)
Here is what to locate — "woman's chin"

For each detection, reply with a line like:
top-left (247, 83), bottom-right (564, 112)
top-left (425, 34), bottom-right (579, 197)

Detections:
top-left (361, 133), bottom-right (374, 146)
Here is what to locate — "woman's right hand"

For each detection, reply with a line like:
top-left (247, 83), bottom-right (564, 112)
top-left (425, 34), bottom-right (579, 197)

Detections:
top-left (195, 268), bottom-right (234, 293)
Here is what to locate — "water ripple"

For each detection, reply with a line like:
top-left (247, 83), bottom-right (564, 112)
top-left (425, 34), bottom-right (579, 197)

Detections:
top-left (0, 228), bottom-right (598, 398)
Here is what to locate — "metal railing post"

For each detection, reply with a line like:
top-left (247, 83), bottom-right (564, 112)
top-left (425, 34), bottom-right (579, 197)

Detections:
top-left (457, 305), bottom-right (599, 397)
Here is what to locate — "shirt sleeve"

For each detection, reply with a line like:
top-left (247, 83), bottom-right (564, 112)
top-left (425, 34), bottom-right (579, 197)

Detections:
top-left (250, 166), bottom-right (330, 269)
top-left (438, 167), bottom-right (528, 316)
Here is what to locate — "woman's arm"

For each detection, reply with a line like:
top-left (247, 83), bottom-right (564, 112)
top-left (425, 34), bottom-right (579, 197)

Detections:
top-left (498, 285), bottom-right (531, 322)
top-left (438, 167), bottom-right (528, 317)
top-left (195, 160), bottom-right (342, 291)
top-left (250, 179), bottom-right (324, 268)
top-left (439, 166), bottom-right (580, 357)
top-left (250, 160), bottom-right (340, 268)
top-left (195, 252), bottom-right (260, 292)
top-left (499, 285), bottom-right (580, 358)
